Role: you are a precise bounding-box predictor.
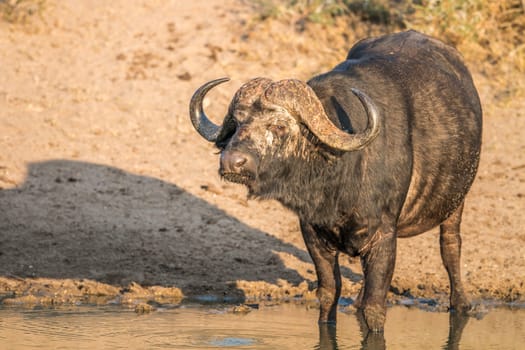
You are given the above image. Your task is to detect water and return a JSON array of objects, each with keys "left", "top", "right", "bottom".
[{"left": 0, "top": 303, "right": 524, "bottom": 349}]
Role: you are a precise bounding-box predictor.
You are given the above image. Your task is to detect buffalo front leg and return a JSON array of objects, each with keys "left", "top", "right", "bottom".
[
  {"left": 300, "top": 221, "right": 341, "bottom": 323},
  {"left": 440, "top": 202, "right": 471, "bottom": 312},
  {"left": 359, "top": 228, "right": 396, "bottom": 332}
]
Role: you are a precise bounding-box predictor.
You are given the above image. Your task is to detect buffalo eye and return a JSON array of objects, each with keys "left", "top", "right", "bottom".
[{"left": 268, "top": 124, "right": 288, "bottom": 137}]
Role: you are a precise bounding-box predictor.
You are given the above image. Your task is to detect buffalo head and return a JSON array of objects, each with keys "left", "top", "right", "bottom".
[{"left": 189, "top": 77, "right": 379, "bottom": 194}]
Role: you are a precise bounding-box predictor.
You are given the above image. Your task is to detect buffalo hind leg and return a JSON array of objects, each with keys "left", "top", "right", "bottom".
[
  {"left": 300, "top": 221, "right": 341, "bottom": 323},
  {"left": 440, "top": 202, "right": 471, "bottom": 312},
  {"left": 359, "top": 228, "right": 397, "bottom": 332}
]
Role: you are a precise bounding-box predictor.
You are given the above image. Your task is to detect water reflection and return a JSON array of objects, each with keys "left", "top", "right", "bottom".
[
  {"left": 315, "top": 314, "right": 387, "bottom": 350},
  {"left": 355, "top": 311, "right": 387, "bottom": 350},
  {"left": 0, "top": 304, "right": 523, "bottom": 349},
  {"left": 444, "top": 312, "right": 470, "bottom": 350},
  {"left": 317, "top": 324, "right": 338, "bottom": 349},
  {"left": 316, "top": 310, "right": 471, "bottom": 350}
]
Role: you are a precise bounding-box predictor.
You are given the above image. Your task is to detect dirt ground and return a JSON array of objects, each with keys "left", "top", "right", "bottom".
[{"left": 0, "top": 0, "right": 524, "bottom": 309}]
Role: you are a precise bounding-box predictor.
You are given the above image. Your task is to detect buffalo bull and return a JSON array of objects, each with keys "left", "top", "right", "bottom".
[{"left": 188, "top": 30, "right": 482, "bottom": 332}]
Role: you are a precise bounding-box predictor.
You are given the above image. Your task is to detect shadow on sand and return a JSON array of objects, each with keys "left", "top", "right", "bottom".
[{"left": 0, "top": 159, "right": 321, "bottom": 299}]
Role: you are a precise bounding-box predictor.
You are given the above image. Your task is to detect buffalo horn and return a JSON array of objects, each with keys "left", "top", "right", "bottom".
[
  {"left": 189, "top": 77, "right": 230, "bottom": 142},
  {"left": 261, "top": 79, "right": 380, "bottom": 151}
]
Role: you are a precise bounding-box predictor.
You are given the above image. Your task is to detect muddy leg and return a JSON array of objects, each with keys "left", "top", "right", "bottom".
[
  {"left": 440, "top": 202, "right": 471, "bottom": 312},
  {"left": 359, "top": 228, "right": 396, "bottom": 332},
  {"left": 356, "top": 311, "right": 386, "bottom": 350},
  {"left": 300, "top": 221, "right": 341, "bottom": 323}
]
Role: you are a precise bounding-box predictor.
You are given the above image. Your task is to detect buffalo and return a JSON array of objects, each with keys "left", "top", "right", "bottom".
[{"left": 188, "top": 30, "right": 482, "bottom": 331}]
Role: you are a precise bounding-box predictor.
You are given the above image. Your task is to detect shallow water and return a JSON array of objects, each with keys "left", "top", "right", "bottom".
[{"left": 0, "top": 303, "right": 524, "bottom": 349}]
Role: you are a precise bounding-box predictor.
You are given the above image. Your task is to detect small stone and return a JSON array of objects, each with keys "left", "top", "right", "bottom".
[
  {"left": 134, "top": 302, "right": 156, "bottom": 314},
  {"left": 231, "top": 304, "right": 252, "bottom": 314}
]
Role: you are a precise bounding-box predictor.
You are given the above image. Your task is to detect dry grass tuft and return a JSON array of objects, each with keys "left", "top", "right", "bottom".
[
  {"left": 408, "top": 0, "right": 525, "bottom": 71},
  {"left": 407, "top": 0, "right": 525, "bottom": 101},
  {"left": 248, "top": 0, "right": 525, "bottom": 101},
  {"left": 0, "top": 0, "right": 46, "bottom": 24}
]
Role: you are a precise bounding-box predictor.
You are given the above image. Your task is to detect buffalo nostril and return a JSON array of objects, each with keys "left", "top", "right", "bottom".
[{"left": 221, "top": 151, "right": 249, "bottom": 174}]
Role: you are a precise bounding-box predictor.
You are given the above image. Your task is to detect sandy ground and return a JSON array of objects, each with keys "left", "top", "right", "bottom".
[{"left": 0, "top": 0, "right": 524, "bottom": 309}]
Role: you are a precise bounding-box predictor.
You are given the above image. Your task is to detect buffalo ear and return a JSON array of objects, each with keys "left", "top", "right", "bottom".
[
  {"left": 331, "top": 96, "right": 354, "bottom": 134},
  {"left": 215, "top": 116, "right": 236, "bottom": 149}
]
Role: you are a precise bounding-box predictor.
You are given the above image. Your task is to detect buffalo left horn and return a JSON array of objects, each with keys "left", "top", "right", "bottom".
[
  {"left": 260, "top": 79, "right": 380, "bottom": 151},
  {"left": 189, "top": 77, "right": 230, "bottom": 142}
]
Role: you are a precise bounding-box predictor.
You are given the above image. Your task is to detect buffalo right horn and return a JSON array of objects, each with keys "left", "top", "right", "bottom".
[
  {"left": 189, "top": 77, "right": 230, "bottom": 142},
  {"left": 260, "top": 79, "right": 380, "bottom": 151}
]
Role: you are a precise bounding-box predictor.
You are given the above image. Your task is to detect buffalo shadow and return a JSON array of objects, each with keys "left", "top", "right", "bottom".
[{"left": 0, "top": 159, "right": 320, "bottom": 299}]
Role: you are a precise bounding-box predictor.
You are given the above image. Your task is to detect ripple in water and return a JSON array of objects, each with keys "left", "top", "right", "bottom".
[{"left": 208, "top": 337, "right": 256, "bottom": 347}]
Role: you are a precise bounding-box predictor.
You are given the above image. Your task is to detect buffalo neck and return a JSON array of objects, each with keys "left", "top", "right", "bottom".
[{"left": 253, "top": 147, "right": 362, "bottom": 227}]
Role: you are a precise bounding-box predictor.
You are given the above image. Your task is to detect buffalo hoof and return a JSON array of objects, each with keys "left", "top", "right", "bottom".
[
  {"left": 361, "top": 304, "right": 386, "bottom": 332},
  {"left": 450, "top": 293, "right": 471, "bottom": 314}
]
